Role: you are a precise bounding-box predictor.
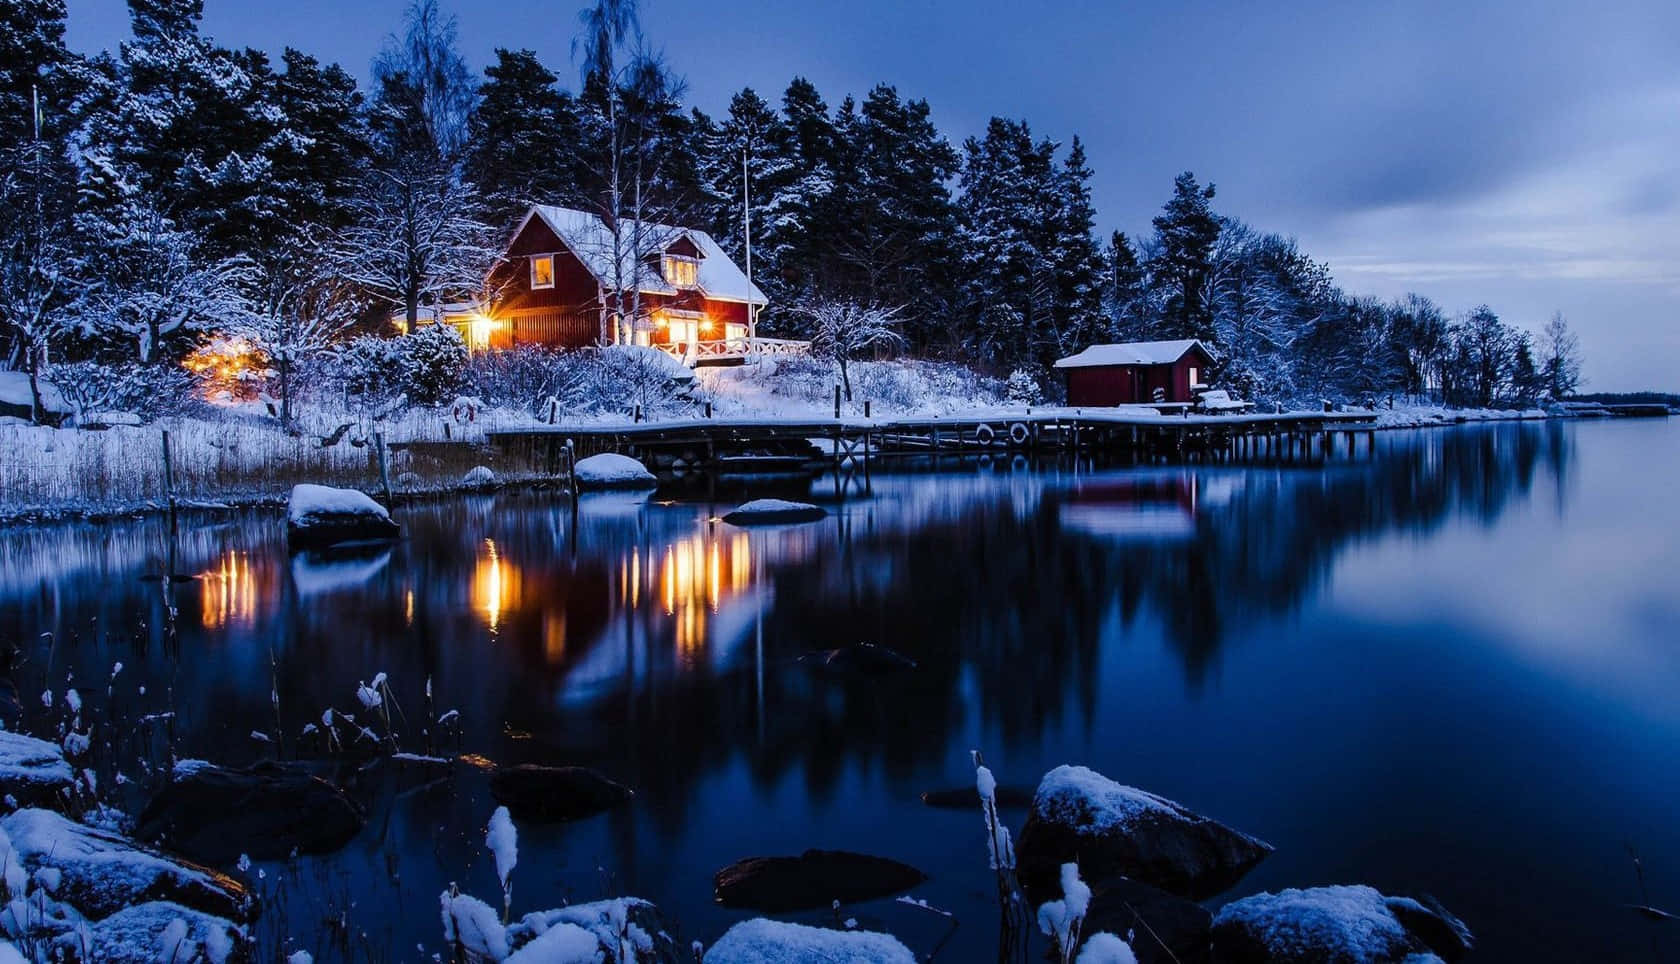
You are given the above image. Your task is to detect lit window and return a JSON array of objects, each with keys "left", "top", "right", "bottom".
[
  {"left": 663, "top": 256, "right": 698, "bottom": 288},
  {"left": 1188, "top": 366, "right": 1200, "bottom": 386},
  {"left": 530, "top": 254, "right": 555, "bottom": 290}
]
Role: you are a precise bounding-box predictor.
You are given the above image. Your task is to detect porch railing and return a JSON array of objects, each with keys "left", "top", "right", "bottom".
[{"left": 654, "top": 337, "right": 812, "bottom": 365}]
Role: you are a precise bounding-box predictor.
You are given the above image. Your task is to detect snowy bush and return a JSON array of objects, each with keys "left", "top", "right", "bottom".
[
  {"left": 46, "top": 361, "right": 206, "bottom": 421},
  {"left": 402, "top": 324, "right": 469, "bottom": 404},
  {"left": 467, "top": 346, "right": 587, "bottom": 417},
  {"left": 1005, "top": 368, "right": 1044, "bottom": 405}
]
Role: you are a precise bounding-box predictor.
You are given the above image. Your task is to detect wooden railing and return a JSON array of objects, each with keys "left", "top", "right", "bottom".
[{"left": 654, "top": 337, "right": 812, "bottom": 365}]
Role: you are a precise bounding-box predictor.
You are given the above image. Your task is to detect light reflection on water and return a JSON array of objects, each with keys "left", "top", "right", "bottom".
[{"left": 0, "top": 420, "right": 1676, "bottom": 962}]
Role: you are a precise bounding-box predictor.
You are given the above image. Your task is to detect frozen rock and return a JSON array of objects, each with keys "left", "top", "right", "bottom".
[
  {"left": 488, "top": 765, "right": 633, "bottom": 823},
  {"left": 135, "top": 762, "right": 365, "bottom": 864},
  {"left": 507, "top": 897, "right": 682, "bottom": 963},
  {"left": 285, "top": 484, "right": 399, "bottom": 551},
  {"left": 0, "top": 809, "right": 251, "bottom": 922},
  {"left": 0, "top": 730, "right": 75, "bottom": 807},
  {"left": 1209, "top": 885, "right": 1472, "bottom": 963},
  {"left": 722, "top": 499, "right": 827, "bottom": 525},
  {"left": 1016, "top": 765, "right": 1271, "bottom": 901},
  {"left": 85, "top": 901, "right": 250, "bottom": 964},
  {"left": 713, "top": 850, "right": 926, "bottom": 912},
  {"left": 704, "top": 918, "right": 915, "bottom": 964},
  {"left": 463, "top": 465, "right": 496, "bottom": 486},
  {"left": 574, "top": 453, "right": 658, "bottom": 489}
]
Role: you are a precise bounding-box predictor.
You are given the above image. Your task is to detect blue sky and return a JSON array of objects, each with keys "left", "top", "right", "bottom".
[{"left": 67, "top": 0, "right": 1680, "bottom": 390}]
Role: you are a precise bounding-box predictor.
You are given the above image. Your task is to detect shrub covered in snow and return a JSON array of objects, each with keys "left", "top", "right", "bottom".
[
  {"left": 402, "top": 324, "right": 470, "bottom": 404},
  {"left": 1005, "top": 368, "right": 1044, "bottom": 405}
]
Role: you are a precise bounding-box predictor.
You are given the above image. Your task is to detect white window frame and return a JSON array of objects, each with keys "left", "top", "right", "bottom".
[
  {"left": 530, "top": 254, "right": 556, "bottom": 290},
  {"left": 663, "top": 255, "right": 699, "bottom": 289}
]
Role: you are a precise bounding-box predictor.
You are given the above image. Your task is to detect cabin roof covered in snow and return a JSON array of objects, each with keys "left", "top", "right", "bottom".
[
  {"left": 525, "top": 205, "right": 768, "bottom": 306},
  {"left": 1053, "top": 340, "right": 1209, "bottom": 369}
]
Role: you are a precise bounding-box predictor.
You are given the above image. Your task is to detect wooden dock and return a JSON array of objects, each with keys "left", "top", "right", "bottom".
[{"left": 487, "top": 409, "right": 1383, "bottom": 483}]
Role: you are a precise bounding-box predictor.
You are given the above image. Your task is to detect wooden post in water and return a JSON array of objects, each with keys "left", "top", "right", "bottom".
[
  {"left": 374, "top": 431, "right": 394, "bottom": 506},
  {"left": 160, "top": 430, "right": 176, "bottom": 512}
]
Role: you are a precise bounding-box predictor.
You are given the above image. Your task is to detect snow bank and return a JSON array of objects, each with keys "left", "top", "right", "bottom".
[
  {"left": 573, "top": 453, "right": 657, "bottom": 489},
  {"left": 704, "top": 919, "right": 916, "bottom": 963},
  {"left": 0, "top": 371, "right": 70, "bottom": 415},
  {"left": 286, "top": 484, "right": 391, "bottom": 527},
  {"left": 722, "top": 499, "right": 827, "bottom": 525}
]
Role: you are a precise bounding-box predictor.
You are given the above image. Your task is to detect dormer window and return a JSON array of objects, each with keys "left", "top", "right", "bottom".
[
  {"left": 530, "top": 254, "right": 555, "bottom": 290},
  {"left": 663, "top": 255, "right": 699, "bottom": 289}
]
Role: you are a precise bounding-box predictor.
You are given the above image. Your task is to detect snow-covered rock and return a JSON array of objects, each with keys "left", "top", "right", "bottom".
[
  {"left": 440, "top": 890, "right": 508, "bottom": 961},
  {"left": 1210, "top": 885, "right": 1472, "bottom": 963},
  {"left": 703, "top": 918, "right": 916, "bottom": 964},
  {"left": 463, "top": 465, "right": 496, "bottom": 486},
  {"left": 135, "top": 761, "right": 365, "bottom": 864},
  {"left": 285, "top": 483, "right": 400, "bottom": 551},
  {"left": 488, "top": 764, "right": 633, "bottom": 823},
  {"left": 506, "top": 898, "right": 682, "bottom": 963},
  {"left": 0, "top": 809, "right": 252, "bottom": 923},
  {"left": 0, "top": 730, "right": 75, "bottom": 807},
  {"left": 504, "top": 921, "right": 598, "bottom": 962},
  {"left": 713, "top": 850, "right": 926, "bottom": 912},
  {"left": 1016, "top": 765, "right": 1272, "bottom": 901},
  {"left": 85, "top": 901, "right": 250, "bottom": 964},
  {"left": 721, "top": 499, "right": 827, "bottom": 525},
  {"left": 1075, "top": 933, "right": 1139, "bottom": 964},
  {"left": 574, "top": 453, "right": 658, "bottom": 489}
]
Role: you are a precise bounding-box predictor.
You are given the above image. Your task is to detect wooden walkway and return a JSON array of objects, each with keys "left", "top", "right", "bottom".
[{"left": 487, "top": 409, "right": 1383, "bottom": 481}]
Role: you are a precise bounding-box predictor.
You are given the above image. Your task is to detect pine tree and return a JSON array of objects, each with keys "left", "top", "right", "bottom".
[
  {"left": 1149, "top": 171, "right": 1221, "bottom": 343},
  {"left": 464, "top": 48, "right": 584, "bottom": 226},
  {"left": 1048, "top": 136, "right": 1106, "bottom": 357},
  {"left": 0, "top": 0, "right": 79, "bottom": 145},
  {"left": 696, "top": 88, "right": 795, "bottom": 315}
]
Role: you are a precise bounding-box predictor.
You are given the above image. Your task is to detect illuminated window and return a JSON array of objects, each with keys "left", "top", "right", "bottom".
[
  {"left": 530, "top": 254, "right": 555, "bottom": 290},
  {"left": 663, "top": 255, "right": 698, "bottom": 288},
  {"left": 1188, "top": 366, "right": 1200, "bottom": 386}
]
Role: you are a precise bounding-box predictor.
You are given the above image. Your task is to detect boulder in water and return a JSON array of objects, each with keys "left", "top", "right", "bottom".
[
  {"left": 713, "top": 850, "right": 926, "bottom": 912},
  {"left": 1081, "top": 877, "right": 1211, "bottom": 964},
  {"left": 489, "top": 764, "right": 633, "bottom": 822},
  {"left": 722, "top": 499, "right": 827, "bottom": 525},
  {"left": 462, "top": 465, "right": 496, "bottom": 486},
  {"left": 704, "top": 919, "right": 915, "bottom": 963},
  {"left": 135, "top": 761, "right": 365, "bottom": 864},
  {"left": 1210, "top": 885, "right": 1472, "bottom": 963},
  {"left": 574, "top": 453, "right": 657, "bottom": 490},
  {"left": 1016, "top": 765, "right": 1272, "bottom": 901},
  {"left": 285, "top": 483, "right": 398, "bottom": 551}
]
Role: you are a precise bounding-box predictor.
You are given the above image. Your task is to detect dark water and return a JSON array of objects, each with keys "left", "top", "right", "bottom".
[{"left": 2, "top": 420, "right": 1678, "bottom": 962}]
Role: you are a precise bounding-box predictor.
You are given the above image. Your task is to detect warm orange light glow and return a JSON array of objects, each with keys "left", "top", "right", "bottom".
[
  {"left": 467, "top": 315, "right": 501, "bottom": 352},
  {"left": 200, "top": 551, "right": 258, "bottom": 629},
  {"left": 474, "top": 539, "right": 521, "bottom": 632},
  {"left": 183, "top": 338, "right": 268, "bottom": 403},
  {"left": 641, "top": 532, "right": 751, "bottom": 657}
]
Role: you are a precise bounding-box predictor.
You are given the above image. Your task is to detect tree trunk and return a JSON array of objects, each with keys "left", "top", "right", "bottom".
[
  {"left": 840, "top": 356, "right": 853, "bottom": 402},
  {"left": 279, "top": 358, "right": 293, "bottom": 427}
]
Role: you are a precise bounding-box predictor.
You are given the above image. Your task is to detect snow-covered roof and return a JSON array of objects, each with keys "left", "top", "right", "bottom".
[
  {"left": 1053, "top": 340, "right": 1208, "bottom": 369},
  {"left": 525, "top": 205, "right": 768, "bottom": 306}
]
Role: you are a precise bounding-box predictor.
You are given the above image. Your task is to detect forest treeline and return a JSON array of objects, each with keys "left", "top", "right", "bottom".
[{"left": 0, "top": 0, "right": 1583, "bottom": 420}]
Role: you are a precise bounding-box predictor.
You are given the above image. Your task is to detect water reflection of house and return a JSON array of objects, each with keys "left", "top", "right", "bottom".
[{"left": 1059, "top": 476, "right": 1201, "bottom": 541}]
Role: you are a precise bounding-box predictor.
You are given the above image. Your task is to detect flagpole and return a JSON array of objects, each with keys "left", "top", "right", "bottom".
[{"left": 742, "top": 148, "right": 755, "bottom": 345}]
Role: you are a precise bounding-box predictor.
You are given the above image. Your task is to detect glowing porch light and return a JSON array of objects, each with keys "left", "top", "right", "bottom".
[{"left": 467, "top": 315, "right": 501, "bottom": 352}]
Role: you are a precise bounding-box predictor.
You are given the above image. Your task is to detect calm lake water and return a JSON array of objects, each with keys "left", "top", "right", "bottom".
[{"left": 2, "top": 419, "right": 1677, "bottom": 962}]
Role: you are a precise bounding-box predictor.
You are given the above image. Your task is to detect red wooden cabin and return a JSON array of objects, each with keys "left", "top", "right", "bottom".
[{"left": 1054, "top": 340, "right": 1214, "bottom": 406}]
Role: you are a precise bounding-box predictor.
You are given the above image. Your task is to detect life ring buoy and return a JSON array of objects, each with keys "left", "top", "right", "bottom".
[
  {"left": 1008, "top": 422, "right": 1031, "bottom": 446},
  {"left": 975, "top": 424, "right": 997, "bottom": 446}
]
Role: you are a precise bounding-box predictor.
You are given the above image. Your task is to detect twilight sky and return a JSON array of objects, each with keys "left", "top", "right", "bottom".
[{"left": 66, "top": 0, "right": 1680, "bottom": 390}]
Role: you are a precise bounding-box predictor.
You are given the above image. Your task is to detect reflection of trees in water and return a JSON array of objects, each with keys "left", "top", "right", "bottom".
[{"left": 0, "top": 423, "right": 1571, "bottom": 833}]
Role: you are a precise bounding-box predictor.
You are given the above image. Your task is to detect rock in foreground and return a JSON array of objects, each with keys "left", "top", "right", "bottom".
[
  {"left": 1210, "top": 885, "right": 1472, "bottom": 963},
  {"left": 285, "top": 483, "right": 399, "bottom": 551},
  {"left": 1017, "top": 765, "right": 1272, "bottom": 901},
  {"left": 135, "top": 761, "right": 365, "bottom": 864},
  {"left": 1082, "top": 877, "right": 1211, "bottom": 964},
  {"left": 87, "top": 901, "right": 251, "bottom": 964},
  {"left": 574, "top": 453, "right": 658, "bottom": 490},
  {"left": 722, "top": 499, "right": 827, "bottom": 525},
  {"left": 0, "top": 809, "right": 252, "bottom": 923},
  {"left": 489, "top": 764, "right": 633, "bottom": 822},
  {"left": 507, "top": 897, "right": 682, "bottom": 963},
  {"left": 704, "top": 919, "right": 916, "bottom": 964},
  {"left": 0, "top": 730, "right": 75, "bottom": 808},
  {"left": 713, "top": 850, "right": 926, "bottom": 912}
]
